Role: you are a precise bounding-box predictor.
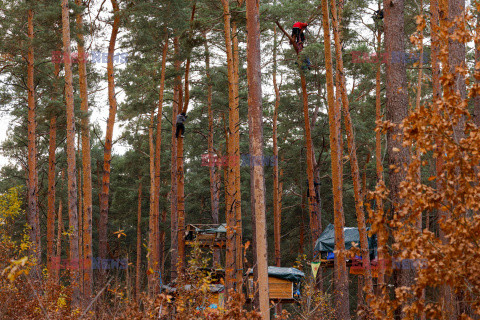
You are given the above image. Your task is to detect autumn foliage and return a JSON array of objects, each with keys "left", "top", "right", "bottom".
[{"left": 367, "top": 8, "right": 480, "bottom": 319}]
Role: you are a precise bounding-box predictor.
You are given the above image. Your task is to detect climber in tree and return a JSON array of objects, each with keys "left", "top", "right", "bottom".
[
  {"left": 291, "top": 22, "right": 308, "bottom": 51},
  {"left": 175, "top": 112, "right": 187, "bottom": 138}
]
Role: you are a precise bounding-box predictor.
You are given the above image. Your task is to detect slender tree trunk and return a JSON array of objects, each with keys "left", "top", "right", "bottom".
[
  {"left": 170, "top": 37, "right": 180, "bottom": 281},
  {"left": 61, "top": 0, "right": 80, "bottom": 305},
  {"left": 175, "top": 5, "right": 196, "bottom": 278},
  {"left": 375, "top": 3, "right": 387, "bottom": 290},
  {"left": 75, "top": 0, "right": 93, "bottom": 300},
  {"left": 27, "top": 6, "right": 40, "bottom": 274},
  {"left": 204, "top": 31, "right": 221, "bottom": 265},
  {"left": 99, "top": 0, "right": 120, "bottom": 268},
  {"left": 47, "top": 62, "right": 60, "bottom": 276},
  {"left": 221, "top": 0, "right": 239, "bottom": 293},
  {"left": 148, "top": 109, "right": 157, "bottom": 295},
  {"left": 155, "top": 33, "right": 168, "bottom": 285},
  {"left": 77, "top": 137, "right": 84, "bottom": 296},
  {"left": 272, "top": 25, "right": 281, "bottom": 268},
  {"left": 136, "top": 179, "right": 142, "bottom": 301},
  {"left": 384, "top": 0, "right": 411, "bottom": 316},
  {"left": 54, "top": 198, "right": 63, "bottom": 283},
  {"left": 444, "top": 0, "right": 465, "bottom": 316},
  {"left": 331, "top": 0, "right": 373, "bottom": 298},
  {"left": 321, "top": 0, "right": 350, "bottom": 317},
  {"left": 414, "top": 6, "right": 426, "bottom": 319},
  {"left": 272, "top": 23, "right": 283, "bottom": 316},
  {"left": 246, "top": 0, "right": 269, "bottom": 318},
  {"left": 274, "top": 21, "right": 321, "bottom": 252},
  {"left": 232, "top": 15, "right": 243, "bottom": 291},
  {"left": 176, "top": 134, "right": 186, "bottom": 276}
]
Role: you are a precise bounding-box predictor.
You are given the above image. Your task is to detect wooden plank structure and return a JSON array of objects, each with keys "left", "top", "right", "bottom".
[
  {"left": 246, "top": 267, "right": 304, "bottom": 303},
  {"left": 247, "top": 275, "right": 295, "bottom": 302},
  {"left": 185, "top": 223, "right": 227, "bottom": 248}
]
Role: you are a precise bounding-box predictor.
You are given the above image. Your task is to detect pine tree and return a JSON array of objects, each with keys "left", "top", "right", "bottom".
[
  {"left": 246, "top": 0, "right": 269, "bottom": 318},
  {"left": 61, "top": 0, "right": 80, "bottom": 305}
]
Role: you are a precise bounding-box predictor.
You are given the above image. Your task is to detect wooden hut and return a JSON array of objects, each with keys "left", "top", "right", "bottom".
[{"left": 247, "top": 266, "right": 304, "bottom": 303}]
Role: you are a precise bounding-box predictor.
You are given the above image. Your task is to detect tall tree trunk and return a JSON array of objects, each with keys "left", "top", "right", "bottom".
[
  {"left": 27, "top": 5, "right": 40, "bottom": 275},
  {"left": 246, "top": 0, "right": 269, "bottom": 318},
  {"left": 272, "top": 24, "right": 281, "bottom": 268},
  {"left": 375, "top": 2, "right": 386, "bottom": 290},
  {"left": 155, "top": 33, "right": 168, "bottom": 285},
  {"left": 148, "top": 109, "right": 157, "bottom": 295},
  {"left": 443, "top": 0, "right": 465, "bottom": 316},
  {"left": 221, "top": 0, "right": 239, "bottom": 293},
  {"left": 232, "top": 14, "right": 243, "bottom": 291},
  {"left": 61, "top": 0, "right": 80, "bottom": 305},
  {"left": 54, "top": 198, "right": 63, "bottom": 283},
  {"left": 99, "top": 0, "right": 120, "bottom": 267},
  {"left": 384, "top": 0, "right": 411, "bottom": 315},
  {"left": 273, "top": 21, "right": 321, "bottom": 253},
  {"left": 47, "top": 62, "right": 60, "bottom": 276},
  {"left": 170, "top": 37, "right": 180, "bottom": 281},
  {"left": 136, "top": 179, "right": 142, "bottom": 301},
  {"left": 75, "top": 0, "right": 93, "bottom": 300},
  {"left": 77, "top": 136, "right": 84, "bottom": 296},
  {"left": 321, "top": 0, "right": 350, "bottom": 317},
  {"left": 331, "top": 0, "right": 373, "bottom": 298},
  {"left": 176, "top": 133, "right": 186, "bottom": 276},
  {"left": 272, "top": 23, "right": 283, "bottom": 316},
  {"left": 204, "top": 31, "right": 221, "bottom": 265},
  {"left": 175, "top": 4, "right": 196, "bottom": 277},
  {"left": 414, "top": 7, "right": 426, "bottom": 317}
]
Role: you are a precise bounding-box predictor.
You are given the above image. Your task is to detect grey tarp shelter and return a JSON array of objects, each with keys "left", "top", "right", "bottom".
[
  {"left": 247, "top": 266, "right": 305, "bottom": 283},
  {"left": 313, "top": 224, "right": 377, "bottom": 258}
]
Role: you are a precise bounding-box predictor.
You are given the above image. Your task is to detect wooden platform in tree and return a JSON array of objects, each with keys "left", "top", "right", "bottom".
[{"left": 185, "top": 224, "right": 227, "bottom": 248}]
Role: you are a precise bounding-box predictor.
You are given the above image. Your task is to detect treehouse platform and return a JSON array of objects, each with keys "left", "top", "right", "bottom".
[
  {"left": 185, "top": 223, "right": 227, "bottom": 248},
  {"left": 246, "top": 266, "right": 304, "bottom": 303}
]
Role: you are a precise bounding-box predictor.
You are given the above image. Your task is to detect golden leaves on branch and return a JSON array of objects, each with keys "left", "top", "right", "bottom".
[{"left": 367, "top": 5, "right": 480, "bottom": 318}]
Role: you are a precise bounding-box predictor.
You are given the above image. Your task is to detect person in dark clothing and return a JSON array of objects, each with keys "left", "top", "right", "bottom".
[
  {"left": 292, "top": 22, "right": 308, "bottom": 51},
  {"left": 175, "top": 112, "right": 187, "bottom": 138}
]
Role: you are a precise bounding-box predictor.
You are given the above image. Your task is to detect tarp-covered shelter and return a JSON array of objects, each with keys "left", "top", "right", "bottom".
[
  {"left": 185, "top": 223, "right": 227, "bottom": 247},
  {"left": 314, "top": 224, "right": 377, "bottom": 259},
  {"left": 247, "top": 267, "right": 304, "bottom": 302}
]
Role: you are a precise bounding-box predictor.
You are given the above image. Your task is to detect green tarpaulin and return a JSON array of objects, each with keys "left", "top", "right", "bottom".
[
  {"left": 313, "top": 224, "right": 377, "bottom": 254},
  {"left": 247, "top": 266, "right": 305, "bottom": 283}
]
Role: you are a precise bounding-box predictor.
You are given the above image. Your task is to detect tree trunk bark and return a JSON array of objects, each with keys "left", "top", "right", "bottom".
[
  {"left": 27, "top": 6, "right": 40, "bottom": 275},
  {"left": 321, "top": 0, "right": 350, "bottom": 317},
  {"left": 155, "top": 33, "right": 168, "bottom": 286},
  {"left": 331, "top": 0, "right": 374, "bottom": 298},
  {"left": 47, "top": 62, "right": 60, "bottom": 276},
  {"left": 232, "top": 15, "right": 243, "bottom": 292},
  {"left": 176, "top": 134, "right": 186, "bottom": 276},
  {"left": 273, "top": 25, "right": 281, "bottom": 268},
  {"left": 61, "top": 0, "right": 80, "bottom": 305},
  {"left": 246, "top": 0, "right": 269, "bottom": 318},
  {"left": 204, "top": 31, "right": 221, "bottom": 266},
  {"left": 221, "top": 0, "right": 240, "bottom": 294},
  {"left": 136, "top": 179, "right": 142, "bottom": 301},
  {"left": 384, "top": 0, "right": 411, "bottom": 315},
  {"left": 375, "top": 5, "right": 386, "bottom": 290},
  {"left": 75, "top": 0, "right": 93, "bottom": 299},
  {"left": 99, "top": 0, "right": 120, "bottom": 268},
  {"left": 170, "top": 37, "right": 180, "bottom": 281},
  {"left": 54, "top": 197, "right": 63, "bottom": 283},
  {"left": 148, "top": 109, "right": 157, "bottom": 295}
]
